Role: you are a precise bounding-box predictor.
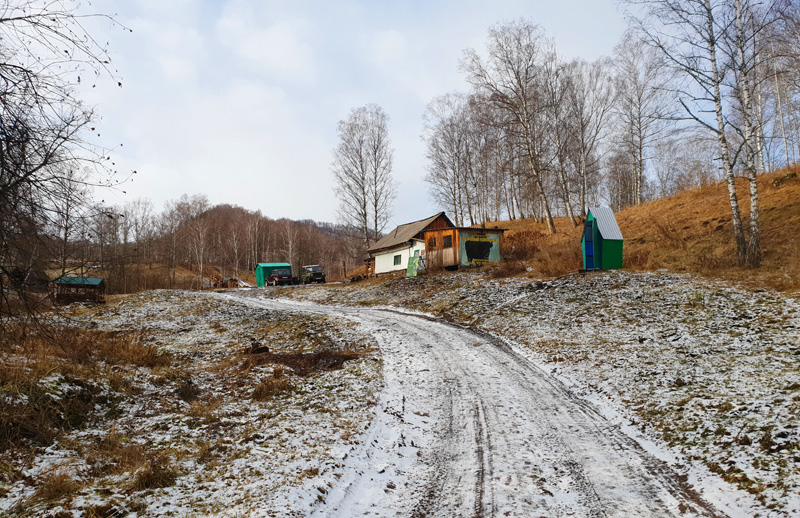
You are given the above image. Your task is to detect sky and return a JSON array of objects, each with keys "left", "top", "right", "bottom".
[{"left": 79, "top": 0, "right": 628, "bottom": 229}]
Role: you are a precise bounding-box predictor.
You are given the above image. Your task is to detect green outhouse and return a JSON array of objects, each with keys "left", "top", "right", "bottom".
[
  {"left": 255, "top": 263, "right": 292, "bottom": 287},
  {"left": 582, "top": 207, "right": 623, "bottom": 270}
]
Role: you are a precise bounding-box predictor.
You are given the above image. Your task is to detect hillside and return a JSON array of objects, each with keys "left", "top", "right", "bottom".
[{"left": 492, "top": 166, "right": 800, "bottom": 292}]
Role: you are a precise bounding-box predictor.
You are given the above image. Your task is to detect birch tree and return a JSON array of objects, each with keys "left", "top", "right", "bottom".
[
  {"left": 331, "top": 104, "right": 397, "bottom": 250},
  {"left": 568, "top": 57, "right": 617, "bottom": 216},
  {"left": 461, "top": 20, "right": 558, "bottom": 234},
  {"left": 612, "top": 34, "right": 672, "bottom": 208},
  {"left": 625, "top": 0, "right": 779, "bottom": 266}
]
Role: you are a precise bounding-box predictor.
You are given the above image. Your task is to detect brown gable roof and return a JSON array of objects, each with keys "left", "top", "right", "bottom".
[{"left": 368, "top": 212, "right": 453, "bottom": 254}]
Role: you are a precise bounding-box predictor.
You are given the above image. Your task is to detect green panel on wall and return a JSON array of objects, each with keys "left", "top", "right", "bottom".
[
  {"left": 600, "top": 240, "right": 623, "bottom": 269},
  {"left": 459, "top": 232, "right": 501, "bottom": 267}
]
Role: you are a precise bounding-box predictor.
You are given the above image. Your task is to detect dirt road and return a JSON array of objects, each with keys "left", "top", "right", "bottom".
[{"left": 232, "top": 294, "right": 726, "bottom": 517}]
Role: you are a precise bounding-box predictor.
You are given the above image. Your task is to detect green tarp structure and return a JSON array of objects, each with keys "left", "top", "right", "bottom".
[
  {"left": 582, "top": 207, "right": 623, "bottom": 270},
  {"left": 255, "top": 263, "right": 292, "bottom": 287}
]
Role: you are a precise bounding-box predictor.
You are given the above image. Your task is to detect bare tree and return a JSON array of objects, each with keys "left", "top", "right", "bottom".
[
  {"left": 461, "top": 19, "right": 557, "bottom": 233},
  {"left": 0, "top": 1, "right": 126, "bottom": 314},
  {"left": 51, "top": 169, "right": 90, "bottom": 277},
  {"left": 567, "top": 57, "right": 617, "bottom": 216},
  {"left": 612, "top": 34, "right": 672, "bottom": 208},
  {"left": 331, "top": 104, "right": 397, "bottom": 251},
  {"left": 422, "top": 94, "right": 470, "bottom": 226},
  {"left": 625, "top": 0, "right": 781, "bottom": 266}
]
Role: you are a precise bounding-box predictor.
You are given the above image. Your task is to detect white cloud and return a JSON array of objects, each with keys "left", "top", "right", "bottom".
[{"left": 216, "top": 2, "right": 317, "bottom": 83}]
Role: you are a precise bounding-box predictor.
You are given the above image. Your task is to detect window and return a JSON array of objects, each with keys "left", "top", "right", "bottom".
[
  {"left": 443, "top": 235, "right": 453, "bottom": 249},
  {"left": 428, "top": 237, "right": 437, "bottom": 249},
  {"left": 393, "top": 254, "right": 402, "bottom": 266}
]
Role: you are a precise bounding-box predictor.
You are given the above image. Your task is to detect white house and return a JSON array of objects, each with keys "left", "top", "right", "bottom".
[{"left": 367, "top": 212, "right": 454, "bottom": 275}]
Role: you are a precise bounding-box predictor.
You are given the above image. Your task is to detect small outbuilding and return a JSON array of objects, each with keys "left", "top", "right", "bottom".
[
  {"left": 53, "top": 276, "right": 106, "bottom": 304},
  {"left": 582, "top": 207, "right": 623, "bottom": 270},
  {"left": 424, "top": 227, "right": 505, "bottom": 269},
  {"left": 255, "top": 263, "right": 292, "bottom": 287}
]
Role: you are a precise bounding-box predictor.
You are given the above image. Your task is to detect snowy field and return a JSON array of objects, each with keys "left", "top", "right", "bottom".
[
  {"left": 1, "top": 291, "right": 382, "bottom": 517},
  {"left": 2, "top": 270, "right": 798, "bottom": 517}
]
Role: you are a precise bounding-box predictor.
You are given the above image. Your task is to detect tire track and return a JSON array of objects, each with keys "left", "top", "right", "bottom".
[{"left": 228, "top": 294, "right": 729, "bottom": 517}]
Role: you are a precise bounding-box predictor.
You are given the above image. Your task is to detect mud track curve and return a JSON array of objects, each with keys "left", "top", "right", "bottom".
[{"left": 228, "top": 295, "right": 725, "bottom": 517}]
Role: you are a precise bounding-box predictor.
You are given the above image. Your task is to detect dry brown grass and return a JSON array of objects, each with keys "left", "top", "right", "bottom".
[
  {"left": 243, "top": 349, "right": 363, "bottom": 377},
  {"left": 0, "top": 324, "right": 173, "bottom": 451},
  {"left": 251, "top": 367, "right": 294, "bottom": 401},
  {"left": 85, "top": 428, "right": 148, "bottom": 478},
  {"left": 487, "top": 166, "right": 800, "bottom": 291},
  {"left": 31, "top": 471, "right": 81, "bottom": 502},
  {"left": 130, "top": 452, "right": 180, "bottom": 490}
]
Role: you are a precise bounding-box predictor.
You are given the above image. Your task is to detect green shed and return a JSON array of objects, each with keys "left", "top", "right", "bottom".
[
  {"left": 255, "top": 263, "right": 292, "bottom": 287},
  {"left": 582, "top": 207, "right": 623, "bottom": 270}
]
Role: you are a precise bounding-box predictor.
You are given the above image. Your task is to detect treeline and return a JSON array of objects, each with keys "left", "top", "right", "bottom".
[
  {"left": 59, "top": 194, "right": 362, "bottom": 294},
  {"left": 423, "top": 6, "right": 800, "bottom": 233}
]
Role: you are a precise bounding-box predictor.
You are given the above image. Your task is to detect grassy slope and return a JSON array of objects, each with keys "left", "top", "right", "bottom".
[{"left": 490, "top": 166, "right": 800, "bottom": 292}]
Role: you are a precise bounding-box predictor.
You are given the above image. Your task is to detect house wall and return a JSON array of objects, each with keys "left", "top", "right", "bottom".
[
  {"left": 374, "top": 241, "right": 425, "bottom": 275},
  {"left": 425, "top": 228, "right": 504, "bottom": 268},
  {"left": 600, "top": 240, "right": 623, "bottom": 269},
  {"left": 424, "top": 228, "right": 460, "bottom": 268}
]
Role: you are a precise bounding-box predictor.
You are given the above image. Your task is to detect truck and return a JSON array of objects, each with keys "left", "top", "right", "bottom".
[{"left": 301, "top": 264, "right": 326, "bottom": 284}]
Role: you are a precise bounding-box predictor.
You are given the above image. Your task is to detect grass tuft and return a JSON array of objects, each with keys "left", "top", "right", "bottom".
[
  {"left": 131, "top": 452, "right": 179, "bottom": 490},
  {"left": 252, "top": 367, "right": 293, "bottom": 401}
]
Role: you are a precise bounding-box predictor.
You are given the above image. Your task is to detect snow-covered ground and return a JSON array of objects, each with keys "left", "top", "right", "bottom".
[
  {"left": 1, "top": 291, "right": 382, "bottom": 517},
  {"left": 2, "top": 270, "right": 798, "bottom": 517},
  {"left": 264, "top": 269, "right": 800, "bottom": 516}
]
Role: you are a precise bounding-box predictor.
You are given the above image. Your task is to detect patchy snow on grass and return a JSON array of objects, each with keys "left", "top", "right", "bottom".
[
  {"left": 268, "top": 270, "right": 800, "bottom": 515},
  {"left": 1, "top": 290, "right": 381, "bottom": 517},
  {"left": 3, "top": 269, "right": 798, "bottom": 517}
]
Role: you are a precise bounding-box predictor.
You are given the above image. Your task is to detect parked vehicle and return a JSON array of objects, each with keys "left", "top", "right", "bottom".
[
  {"left": 301, "top": 265, "right": 326, "bottom": 284},
  {"left": 266, "top": 268, "right": 293, "bottom": 286}
]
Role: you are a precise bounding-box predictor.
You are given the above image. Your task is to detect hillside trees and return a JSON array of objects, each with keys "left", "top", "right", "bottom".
[
  {"left": 65, "top": 196, "right": 360, "bottom": 293},
  {"left": 424, "top": 21, "right": 618, "bottom": 229},
  {"left": 611, "top": 34, "right": 673, "bottom": 208},
  {"left": 461, "top": 20, "right": 558, "bottom": 234},
  {"left": 567, "top": 57, "right": 617, "bottom": 216},
  {"left": 625, "top": 0, "right": 786, "bottom": 266},
  {"left": 331, "top": 104, "right": 397, "bottom": 251}
]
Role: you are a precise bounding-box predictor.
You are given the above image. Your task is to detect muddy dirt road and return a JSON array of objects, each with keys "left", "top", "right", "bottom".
[{"left": 231, "top": 294, "right": 726, "bottom": 517}]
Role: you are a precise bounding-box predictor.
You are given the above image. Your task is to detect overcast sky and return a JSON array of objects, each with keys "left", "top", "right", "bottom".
[{"left": 81, "top": 0, "right": 627, "bottom": 228}]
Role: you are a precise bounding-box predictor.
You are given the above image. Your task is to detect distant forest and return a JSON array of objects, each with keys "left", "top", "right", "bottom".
[{"left": 51, "top": 194, "right": 363, "bottom": 293}]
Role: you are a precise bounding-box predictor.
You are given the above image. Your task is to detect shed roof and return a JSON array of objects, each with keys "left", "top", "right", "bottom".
[
  {"left": 54, "top": 276, "right": 105, "bottom": 286},
  {"left": 368, "top": 212, "right": 453, "bottom": 253},
  {"left": 589, "top": 207, "right": 623, "bottom": 240}
]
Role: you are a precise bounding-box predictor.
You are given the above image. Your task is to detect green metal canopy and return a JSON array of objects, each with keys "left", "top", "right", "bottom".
[
  {"left": 54, "top": 276, "right": 105, "bottom": 286},
  {"left": 255, "top": 263, "right": 292, "bottom": 287}
]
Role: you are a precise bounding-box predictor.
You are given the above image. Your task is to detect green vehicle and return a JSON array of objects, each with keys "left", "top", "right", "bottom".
[{"left": 301, "top": 265, "right": 326, "bottom": 284}]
